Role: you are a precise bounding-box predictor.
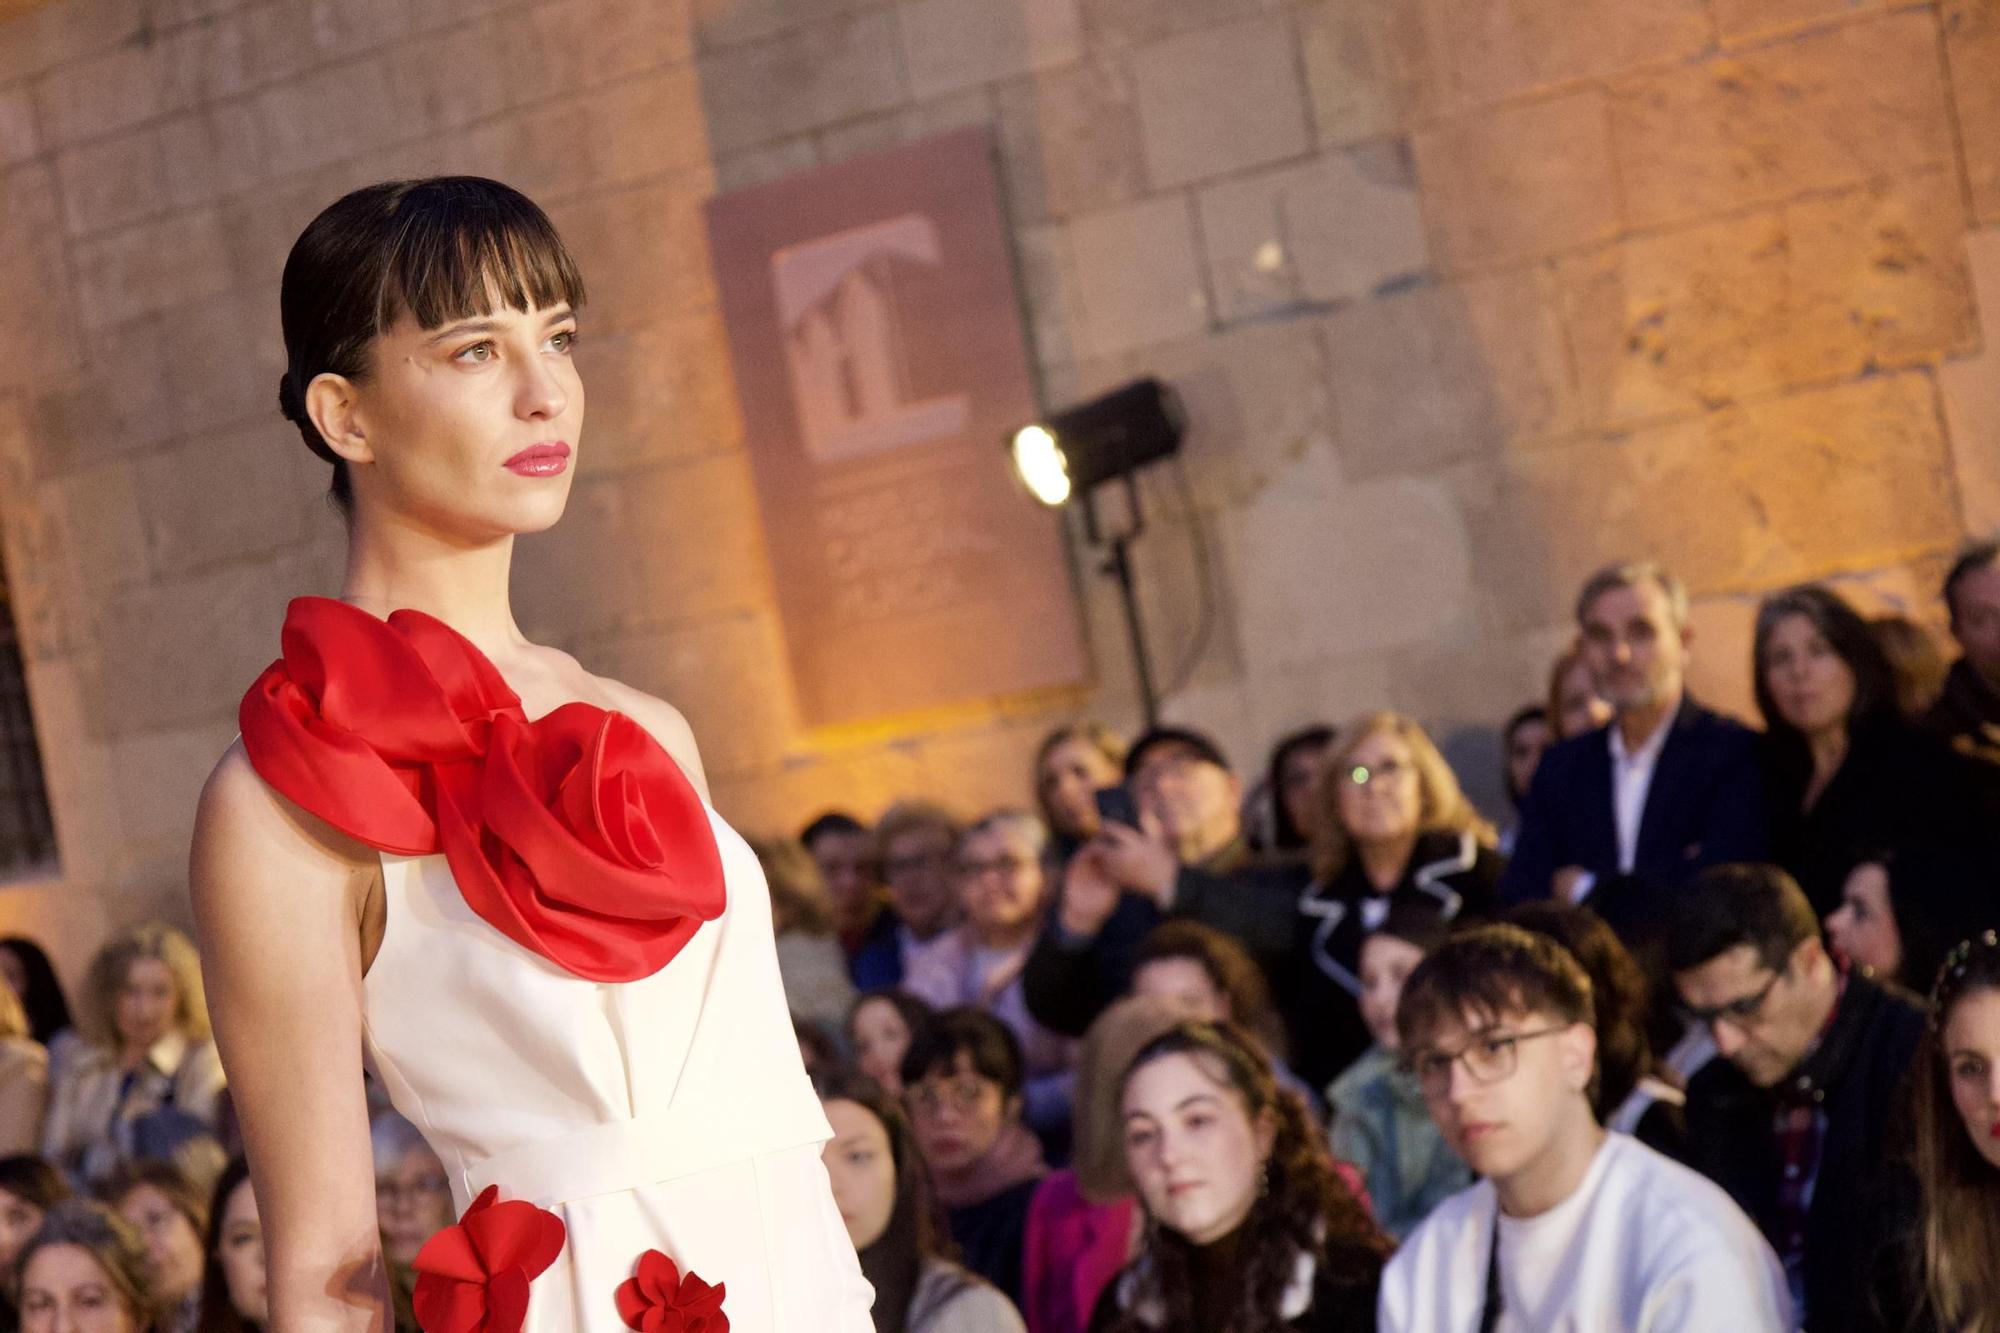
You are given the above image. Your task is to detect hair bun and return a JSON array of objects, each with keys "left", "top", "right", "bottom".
[{"left": 276, "top": 371, "right": 306, "bottom": 426}]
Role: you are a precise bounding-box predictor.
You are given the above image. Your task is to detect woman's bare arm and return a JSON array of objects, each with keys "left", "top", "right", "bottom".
[{"left": 191, "top": 742, "right": 391, "bottom": 1333}]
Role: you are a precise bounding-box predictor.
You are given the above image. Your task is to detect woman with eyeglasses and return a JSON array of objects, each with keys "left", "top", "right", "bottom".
[
  {"left": 1288, "top": 713, "right": 1504, "bottom": 1089},
  {"left": 104, "top": 1161, "right": 209, "bottom": 1333},
  {"left": 367, "top": 1112, "right": 449, "bottom": 1333},
  {"left": 902, "top": 1008, "right": 1049, "bottom": 1310},
  {"left": 1091, "top": 1019, "right": 1390, "bottom": 1332}
]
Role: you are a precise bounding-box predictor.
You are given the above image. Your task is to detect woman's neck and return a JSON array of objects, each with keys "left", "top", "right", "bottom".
[
  {"left": 1802, "top": 725, "right": 1850, "bottom": 809},
  {"left": 1357, "top": 831, "right": 1419, "bottom": 891},
  {"left": 341, "top": 510, "right": 525, "bottom": 662},
  {"left": 970, "top": 917, "right": 1035, "bottom": 951}
]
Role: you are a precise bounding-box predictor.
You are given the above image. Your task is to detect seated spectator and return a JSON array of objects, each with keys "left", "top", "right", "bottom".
[
  {"left": 1824, "top": 847, "right": 1970, "bottom": 994},
  {"left": 1503, "top": 561, "right": 1768, "bottom": 927},
  {"left": 1292, "top": 712, "right": 1502, "bottom": 1086},
  {"left": 1507, "top": 900, "right": 1686, "bottom": 1157},
  {"left": 905, "top": 813, "right": 1076, "bottom": 1150},
  {"left": 1022, "top": 996, "right": 1182, "bottom": 1333},
  {"left": 1498, "top": 705, "right": 1553, "bottom": 856},
  {"left": 1129, "top": 921, "right": 1318, "bottom": 1116},
  {"left": 0, "top": 1156, "right": 68, "bottom": 1331},
  {"left": 106, "top": 1160, "right": 208, "bottom": 1333},
  {"left": 1669, "top": 863, "right": 1925, "bottom": 1331},
  {"left": 1089, "top": 1020, "right": 1390, "bottom": 1332},
  {"left": 0, "top": 938, "right": 79, "bottom": 1080},
  {"left": 1032, "top": 724, "right": 1127, "bottom": 864},
  {"left": 1873, "top": 613, "right": 1949, "bottom": 719},
  {"left": 879, "top": 803, "right": 970, "bottom": 985},
  {"left": 1382, "top": 925, "right": 1789, "bottom": 1331},
  {"left": 1863, "top": 931, "right": 2000, "bottom": 1332},
  {"left": 753, "top": 835, "right": 858, "bottom": 1042},
  {"left": 369, "top": 1112, "right": 451, "bottom": 1290},
  {"left": 1325, "top": 905, "right": 1468, "bottom": 1240},
  {"left": 1023, "top": 727, "right": 1309, "bottom": 1044},
  {"left": 1256, "top": 724, "right": 1335, "bottom": 855},
  {"left": 903, "top": 1008, "right": 1048, "bottom": 1308},
  {"left": 1756, "top": 583, "right": 1995, "bottom": 915},
  {"left": 42, "top": 925, "right": 224, "bottom": 1188},
  {"left": 1548, "top": 640, "right": 1612, "bottom": 742},
  {"left": 795, "top": 1015, "right": 843, "bottom": 1080},
  {"left": 0, "top": 981, "right": 48, "bottom": 1155},
  {"left": 1927, "top": 539, "right": 2000, "bottom": 767},
  {"left": 804, "top": 812, "right": 901, "bottom": 991},
  {"left": 848, "top": 990, "right": 938, "bottom": 1098},
  {"left": 195, "top": 1157, "right": 261, "bottom": 1333},
  {"left": 14, "top": 1199, "right": 160, "bottom": 1333},
  {"left": 816, "top": 1071, "right": 1025, "bottom": 1333}
]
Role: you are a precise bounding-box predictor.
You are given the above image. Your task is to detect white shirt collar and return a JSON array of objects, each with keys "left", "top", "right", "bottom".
[{"left": 1607, "top": 708, "right": 1674, "bottom": 768}]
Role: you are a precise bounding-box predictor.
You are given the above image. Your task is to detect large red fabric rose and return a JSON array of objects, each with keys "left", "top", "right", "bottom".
[
  {"left": 411, "top": 1186, "right": 566, "bottom": 1333},
  {"left": 239, "top": 597, "right": 725, "bottom": 981},
  {"left": 614, "top": 1250, "right": 727, "bottom": 1333}
]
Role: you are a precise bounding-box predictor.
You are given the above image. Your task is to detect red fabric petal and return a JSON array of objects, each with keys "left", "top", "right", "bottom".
[
  {"left": 238, "top": 597, "right": 727, "bottom": 983},
  {"left": 615, "top": 1275, "right": 647, "bottom": 1329},
  {"left": 411, "top": 1274, "right": 486, "bottom": 1333},
  {"left": 485, "top": 1266, "right": 531, "bottom": 1333},
  {"left": 461, "top": 1199, "right": 565, "bottom": 1280},
  {"left": 636, "top": 1249, "right": 681, "bottom": 1304}
]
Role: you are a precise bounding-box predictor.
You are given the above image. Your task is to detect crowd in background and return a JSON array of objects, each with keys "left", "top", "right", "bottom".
[{"left": 2, "top": 542, "right": 1999, "bottom": 1331}]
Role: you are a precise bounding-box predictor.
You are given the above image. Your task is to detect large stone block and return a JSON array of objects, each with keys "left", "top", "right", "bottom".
[
  {"left": 0, "top": 85, "right": 37, "bottom": 167},
  {"left": 30, "top": 42, "right": 167, "bottom": 149},
  {"left": 135, "top": 422, "right": 325, "bottom": 578},
  {"left": 53, "top": 460, "right": 149, "bottom": 596},
  {"left": 909, "top": 719, "right": 1059, "bottom": 820},
  {"left": 1131, "top": 15, "right": 1311, "bottom": 188},
  {"left": 496, "top": 0, "right": 696, "bottom": 102},
  {"left": 383, "top": 15, "right": 515, "bottom": 134},
  {"left": 1439, "top": 0, "right": 1709, "bottom": 109},
  {"left": 1066, "top": 195, "right": 1210, "bottom": 357},
  {"left": 254, "top": 54, "right": 407, "bottom": 179},
  {"left": 1941, "top": 226, "right": 2000, "bottom": 537},
  {"left": 0, "top": 163, "right": 81, "bottom": 394},
  {"left": 1323, "top": 267, "right": 1578, "bottom": 478},
  {"left": 814, "top": 87, "right": 993, "bottom": 169},
  {"left": 992, "top": 55, "right": 1147, "bottom": 223},
  {"left": 55, "top": 128, "right": 170, "bottom": 238},
  {"left": 157, "top": 99, "right": 268, "bottom": 211},
  {"left": 1611, "top": 10, "right": 1955, "bottom": 231},
  {"left": 71, "top": 207, "right": 233, "bottom": 334},
  {"left": 712, "top": 137, "right": 819, "bottom": 191},
  {"left": 1711, "top": 0, "right": 1885, "bottom": 42},
  {"left": 576, "top": 309, "right": 743, "bottom": 475},
  {"left": 691, "top": 0, "right": 878, "bottom": 51},
  {"left": 1459, "top": 373, "right": 1962, "bottom": 632},
  {"left": 1414, "top": 90, "right": 1619, "bottom": 273},
  {"left": 1078, "top": 0, "right": 1274, "bottom": 46},
  {"left": 697, "top": 9, "right": 906, "bottom": 154},
  {"left": 1947, "top": 0, "right": 2000, "bottom": 226},
  {"left": 546, "top": 176, "right": 717, "bottom": 338},
  {"left": 1297, "top": 0, "right": 1451, "bottom": 145},
  {"left": 1197, "top": 141, "right": 1428, "bottom": 323},
  {"left": 106, "top": 722, "right": 237, "bottom": 854},
  {"left": 1010, "top": 221, "right": 1084, "bottom": 376},
  {"left": 899, "top": 0, "right": 1081, "bottom": 99},
  {"left": 1560, "top": 171, "right": 1975, "bottom": 428},
  {"left": 0, "top": 0, "right": 148, "bottom": 87}
]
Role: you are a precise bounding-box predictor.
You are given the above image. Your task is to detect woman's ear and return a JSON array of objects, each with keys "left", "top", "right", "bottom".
[
  {"left": 305, "top": 372, "right": 374, "bottom": 468},
  {"left": 1559, "top": 1021, "right": 1598, "bottom": 1094},
  {"left": 1255, "top": 1105, "right": 1279, "bottom": 1162}
]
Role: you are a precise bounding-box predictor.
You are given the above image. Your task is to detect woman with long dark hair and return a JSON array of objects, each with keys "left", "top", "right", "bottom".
[
  {"left": 188, "top": 177, "right": 870, "bottom": 1330},
  {"left": 14, "top": 1200, "right": 161, "bottom": 1333},
  {"left": 1090, "top": 1021, "right": 1390, "bottom": 1333},
  {"left": 816, "top": 1071, "right": 1023, "bottom": 1333},
  {"left": 0, "top": 939, "right": 74, "bottom": 1058},
  {"left": 194, "top": 1158, "right": 261, "bottom": 1333}
]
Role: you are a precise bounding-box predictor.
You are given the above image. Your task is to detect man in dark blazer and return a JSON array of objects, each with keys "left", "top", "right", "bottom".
[{"left": 1501, "top": 561, "right": 1767, "bottom": 937}]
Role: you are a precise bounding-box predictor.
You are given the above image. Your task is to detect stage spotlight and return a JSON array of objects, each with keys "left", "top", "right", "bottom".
[{"left": 1006, "top": 378, "right": 1184, "bottom": 507}]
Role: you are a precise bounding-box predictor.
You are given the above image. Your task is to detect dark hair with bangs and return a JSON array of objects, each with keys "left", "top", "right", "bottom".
[
  {"left": 1395, "top": 923, "right": 1595, "bottom": 1052},
  {"left": 900, "top": 1006, "right": 1024, "bottom": 1100},
  {"left": 1665, "top": 862, "right": 1819, "bottom": 975},
  {"left": 276, "top": 176, "right": 586, "bottom": 515}
]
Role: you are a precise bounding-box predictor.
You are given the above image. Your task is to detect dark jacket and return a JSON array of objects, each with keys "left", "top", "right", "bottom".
[
  {"left": 1766, "top": 717, "right": 2000, "bottom": 918},
  {"left": 1683, "top": 970, "right": 1925, "bottom": 1333},
  {"left": 1085, "top": 1249, "right": 1380, "bottom": 1333},
  {"left": 1925, "top": 657, "right": 2000, "bottom": 768},
  {"left": 1500, "top": 696, "right": 1767, "bottom": 910},
  {"left": 847, "top": 906, "right": 904, "bottom": 991},
  {"left": 946, "top": 1177, "right": 1040, "bottom": 1311}
]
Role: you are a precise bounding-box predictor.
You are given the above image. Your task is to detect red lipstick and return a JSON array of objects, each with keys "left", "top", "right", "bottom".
[
  {"left": 504, "top": 441, "right": 570, "bottom": 476},
  {"left": 1988, "top": 1119, "right": 2000, "bottom": 1141}
]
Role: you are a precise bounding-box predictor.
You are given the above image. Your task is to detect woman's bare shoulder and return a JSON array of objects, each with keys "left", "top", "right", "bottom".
[
  {"left": 193, "top": 740, "right": 375, "bottom": 881},
  {"left": 589, "top": 676, "right": 711, "bottom": 803}
]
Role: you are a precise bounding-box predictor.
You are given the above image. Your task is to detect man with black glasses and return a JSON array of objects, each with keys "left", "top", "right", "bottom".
[
  {"left": 1668, "top": 863, "right": 1925, "bottom": 1332},
  {"left": 1382, "top": 924, "right": 1786, "bottom": 1331}
]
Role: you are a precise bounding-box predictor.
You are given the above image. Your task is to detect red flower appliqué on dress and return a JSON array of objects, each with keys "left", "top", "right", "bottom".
[
  {"left": 614, "top": 1249, "right": 728, "bottom": 1333},
  {"left": 411, "top": 1186, "right": 566, "bottom": 1333}
]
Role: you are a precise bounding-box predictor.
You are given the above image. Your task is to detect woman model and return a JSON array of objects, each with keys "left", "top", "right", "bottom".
[{"left": 190, "top": 177, "right": 872, "bottom": 1331}]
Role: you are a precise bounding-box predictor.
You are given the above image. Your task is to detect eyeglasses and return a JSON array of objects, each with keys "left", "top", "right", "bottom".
[
  {"left": 1678, "top": 968, "right": 1784, "bottom": 1032},
  {"left": 1402, "top": 1027, "right": 1569, "bottom": 1096},
  {"left": 906, "top": 1076, "right": 993, "bottom": 1119},
  {"left": 957, "top": 854, "right": 1036, "bottom": 879},
  {"left": 375, "top": 1174, "right": 449, "bottom": 1207},
  {"left": 1343, "top": 758, "right": 1409, "bottom": 788},
  {"left": 884, "top": 848, "right": 952, "bottom": 880}
]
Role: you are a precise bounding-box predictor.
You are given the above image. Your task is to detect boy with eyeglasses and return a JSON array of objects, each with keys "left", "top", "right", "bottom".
[
  {"left": 1668, "top": 863, "right": 1925, "bottom": 1332},
  {"left": 1380, "top": 924, "right": 1788, "bottom": 1332}
]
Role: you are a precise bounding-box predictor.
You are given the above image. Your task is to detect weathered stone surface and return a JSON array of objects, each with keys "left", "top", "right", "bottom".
[
  {"left": 53, "top": 460, "right": 149, "bottom": 596},
  {"left": 992, "top": 55, "right": 1148, "bottom": 222},
  {"left": 1413, "top": 90, "right": 1619, "bottom": 272},
  {"left": 691, "top": 0, "right": 878, "bottom": 51},
  {"left": 1066, "top": 195, "right": 1210, "bottom": 357},
  {"left": 1459, "top": 374, "right": 1962, "bottom": 632},
  {"left": 1710, "top": 0, "right": 1883, "bottom": 42},
  {"left": 1946, "top": 0, "right": 2000, "bottom": 225},
  {"left": 576, "top": 309, "right": 743, "bottom": 474},
  {"left": 1559, "top": 171, "right": 1975, "bottom": 427},
  {"left": 899, "top": 0, "right": 1081, "bottom": 99},
  {"left": 1010, "top": 221, "right": 1085, "bottom": 375},
  {"left": 1297, "top": 0, "right": 1451, "bottom": 144},
  {"left": 106, "top": 723, "right": 237, "bottom": 854},
  {"left": 713, "top": 136, "right": 819, "bottom": 191},
  {"left": 0, "top": 84, "right": 37, "bottom": 166},
  {"left": 0, "top": 0, "right": 148, "bottom": 87},
  {"left": 1941, "top": 226, "right": 2000, "bottom": 537},
  {"left": 157, "top": 100, "right": 269, "bottom": 210},
  {"left": 71, "top": 208, "right": 233, "bottom": 334},
  {"left": 546, "top": 175, "right": 716, "bottom": 336},
  {"left": 496, "top": 0, "right": 696, "bottom": 102},
  {"left": 55, "top": 128, "right": 170, "bottom": 238},
  {"left": 255, "top": 54, "right": 407, "bottom": 179},
  {"left": 135, "top": 423, "right": 326, "bottom": 578},
  {"left": 30, "top": 43, "right": 170, "bottom": 149},
  {"left": 1611, "top": 10, "right": 1956, "bottom": 230},
  {"left": 697, "top": 8, "right": 906, "bottom": 154},
  {"left": 1324, "top": 267, "right": 1578, "bottom": 478},
  {"left": 0, "top": 163, "right": 81, "bottom": 394},
  {"left": 1131, "top": 15, "right": 1312, "bottom": 188},
  {"left": 1440, "top": 0, "right": 1710, "bottom": 107},
  {"left": 814, "top": 86, "right": 992, "bottom": 168},
  {"left": 1197, "top": 141, "right": 1428, "bottom": 322},
  {"left": 1078, "top": 0, "right": 1276, "bottom": 46}
]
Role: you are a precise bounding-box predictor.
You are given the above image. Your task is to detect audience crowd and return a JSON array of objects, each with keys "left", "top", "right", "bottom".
[{"left": 4, "top": 547, "right": 2000, "bottom": 1331}]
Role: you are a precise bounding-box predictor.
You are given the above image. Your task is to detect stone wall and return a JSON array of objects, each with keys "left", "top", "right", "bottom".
[{"left": 1, "top": 0, "right": 1997, "bottom": 978}]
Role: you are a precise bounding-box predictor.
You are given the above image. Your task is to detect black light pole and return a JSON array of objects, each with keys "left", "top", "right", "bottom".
[{"left": 1081, "top": 473, "right": 1158, "bottom": 728}]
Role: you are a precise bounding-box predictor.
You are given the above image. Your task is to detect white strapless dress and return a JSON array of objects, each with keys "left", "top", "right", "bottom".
[{"left": 359, "top": 804, "right": 876, "bottom": 1331}]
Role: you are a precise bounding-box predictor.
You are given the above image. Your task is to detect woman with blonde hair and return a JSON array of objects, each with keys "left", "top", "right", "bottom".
[
  {"left": 752, "top": 836, "right": 858, "bottom": 1045},
  {"left": 13, "top": 1199, "right": 161, "bottom": 1333},
  {"left": 0, "top": 979, "right": 48, "bottom": 1155},
  {"left": 41, "top": 924, "right": 223, "bottom": 1187},
  {"left": 1032, "top": 724, "right": 1127, "bottom": 861},
  {"left": 1290, "top": 712, "right": 1502, "bottom": 1086}
]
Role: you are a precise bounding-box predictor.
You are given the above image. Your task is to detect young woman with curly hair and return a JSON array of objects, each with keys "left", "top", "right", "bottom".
[{"left": 1090, "top": 1020, "right": 1390, "bottom": 1332}]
